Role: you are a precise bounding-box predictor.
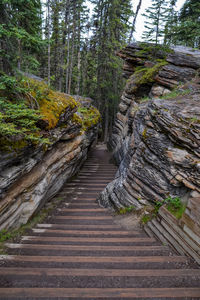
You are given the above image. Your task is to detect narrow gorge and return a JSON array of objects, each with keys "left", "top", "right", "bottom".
[{"left": 0, "top": 43, "right": 200, "bottom": 299}]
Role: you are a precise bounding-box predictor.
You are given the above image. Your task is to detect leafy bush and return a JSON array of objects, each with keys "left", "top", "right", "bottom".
[
  {"left": 0, "top": 98, "right": 50, "bottom": 151},
  {"left": 141, "top": 196, "right": 186, "bottom": 224},
  {"left": 0, "top": 75, "right": 51, "bottom": 151}
]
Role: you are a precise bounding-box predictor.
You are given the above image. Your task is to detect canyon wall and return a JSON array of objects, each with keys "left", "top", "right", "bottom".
[
  {"left": 98, "top": 43, "right": 200, "bottom": 262},
  {"left": 0, "top": 82, "right": 100, "bottom": 230},
  {"left": 99, "top": 43, "right": 200, "bottom": 210}
]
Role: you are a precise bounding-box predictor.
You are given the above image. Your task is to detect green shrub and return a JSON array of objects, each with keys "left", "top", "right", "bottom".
[{"left": 0, "top": 97, "right": 50, "bottom": 151}]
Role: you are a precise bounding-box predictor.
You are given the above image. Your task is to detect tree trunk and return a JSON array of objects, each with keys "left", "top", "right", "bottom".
[
  {"left": 47, "top": 0, "right": 51, "bottom": 85},
  {"left": 156, "top": 4, "right": 161, "bottom": 45},
  {"left": 59, "top": 0, "right": 70, "bottom": 92},
  {"left": 17, "top": 39, "right": 21, "bottom": 71},
  {"left": 129, "top": 0, "right": 142, "bottom": 43},
  {"left": 103, "top": 104, "right": 109, "bottom": 143},
  {"left": 76, "top": 7, "right": 81, "bottom": 95},
  {"left": 65, "top": 34, "right": 70, "bottom": 93},
  {"left": 76, "top": 49, "right": 81, "bottom": 94},
  {"left": 68, "top": 1, "right": 76, "bottom": 94}
]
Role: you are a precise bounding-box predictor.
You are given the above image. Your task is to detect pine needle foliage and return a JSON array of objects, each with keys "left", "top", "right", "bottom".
[{"left": 142, "top": 0, "right": 174, "bottom": 45}]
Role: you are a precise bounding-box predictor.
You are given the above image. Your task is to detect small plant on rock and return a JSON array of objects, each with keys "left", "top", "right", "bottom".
[
  {"left": 118, "top": 205, "right": 136, "bottom": 215},
  {"left": 141, "top": 214, "right": 151, "bottom": 224},
  {"left": 165, "top": 196, "right": 186, "bottom": 219}
]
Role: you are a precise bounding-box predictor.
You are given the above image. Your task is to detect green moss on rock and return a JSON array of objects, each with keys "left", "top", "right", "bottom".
[
  {"left": 22, "top": 78, "right": 78, "bottom": 129},
  {"left": 77, "top": 106, "right": 100, "bottom": 131},
  {"left": 0, "top": 75, "right": 100, "bottom": 152},
  {"left": 135, "top": 61, "right": 168, "bottom": 86}
]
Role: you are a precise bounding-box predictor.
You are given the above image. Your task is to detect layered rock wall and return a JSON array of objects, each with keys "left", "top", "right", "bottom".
[
  {"left": 98, "top": 43, "right": 200, "bottom": 262},
  {"left": 99, "top": 43, "right": 200, "bottom": 210},
  {"left": 0, "top": 88, "right": 99, "bottom": 230}
]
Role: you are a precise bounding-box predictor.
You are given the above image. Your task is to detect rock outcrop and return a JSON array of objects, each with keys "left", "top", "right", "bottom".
[
  {"left": 98, "top": 43, "right": 200, "bottom": 211},
  {"left": 98, "top": 43, "right": 200, "bottom": 263},
  {"left": 0, "top": 80, "right": 100, "bottom": 230}
]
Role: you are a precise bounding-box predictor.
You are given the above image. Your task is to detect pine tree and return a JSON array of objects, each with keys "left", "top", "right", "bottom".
[
  {"left": 174, "top": 0, "right": 200, "bottom": 47},
  {"left": 47, "top": 0, "right": 51, "bottom": 85},
  {"left": 164, "top": 0, "right": 178, "bottom": 45},
  {"left": 142, "top": 0, "right": 171, "bottom": 45},
  {"left": 0, "top": 0, "right": 43, "bottom": 74},
  {"left": 90, "top": 0, "right": 132, "bottom": 141}
]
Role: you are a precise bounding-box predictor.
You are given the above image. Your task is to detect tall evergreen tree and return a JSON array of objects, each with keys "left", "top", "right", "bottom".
[
  {"left": 42, "top": 0, "right": 89, "bottom": 92},
  {"left": 163, "top": 0, "right": 178, "bottom": 45},
  {"left": 174, "top": 0, "right": 200, "bottom": 47},
  {"left": 142, "top": 0, "right": 171, "bottom": 44},
  {"left": 0, "top": 0, "right": 43, "bottom": 74},
  {"left": 90, "top": 0, "right": 132, "bottom": 141}
]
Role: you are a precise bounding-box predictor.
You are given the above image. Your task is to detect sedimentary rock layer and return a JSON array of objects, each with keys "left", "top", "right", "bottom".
[
  {"left": 0, "top": 93, "right": 99, "bottom": 230},
  {"left": 98, "top": 43, "right": 200, "bottom": 212}
]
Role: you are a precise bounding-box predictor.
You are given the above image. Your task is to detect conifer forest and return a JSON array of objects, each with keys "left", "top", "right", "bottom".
[{"left": 1, "top": 0, "right": 199, "bottom": 142}]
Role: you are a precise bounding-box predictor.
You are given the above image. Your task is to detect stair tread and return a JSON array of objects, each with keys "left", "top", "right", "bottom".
[
  {"left": 0, "top": 287, "right": 200, "bottom": 298},
  {"left": 1, "top": 267, "right": 200, "bottom": 277},
  {"left": 0, "top": 147, "right": 198, "bottom": 298},
  {"left": 0, "top": 255, "right": 187, "bottom": 263}
]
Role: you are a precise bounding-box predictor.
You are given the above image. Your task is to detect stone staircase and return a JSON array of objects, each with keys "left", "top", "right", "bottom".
[{"left": 0, "top": 147, "right": 200, "bottom": 299}]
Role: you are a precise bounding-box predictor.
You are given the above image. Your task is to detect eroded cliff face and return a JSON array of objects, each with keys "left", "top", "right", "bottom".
[
  {"left": 0, "top": 82, "right": 100, "bottom": 230},
  {"left": 98, "top": 43, "right": 200, "bottom": 213}
]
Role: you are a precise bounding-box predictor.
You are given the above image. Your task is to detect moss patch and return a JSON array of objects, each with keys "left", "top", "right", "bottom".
[
  {"left": 142, "top": 128, "right": 147, "bottom": 140},
  {"left": 0, "top": 75, "right": 100, "bottom": 152},
  {"left": 22, "top": 78, "right": 78, "bottom": 129},
  {"left": 77, "top": 106, "right": 100, "bottom": 131},
  {"left": 134, "top": 61, "right": 168, "bottom": 86},
  {"left": 141, "top": 214, "right": 151, "bottom": 224},
  {"left": 167, "top": 203, "right": 186, "bottom": 219}
]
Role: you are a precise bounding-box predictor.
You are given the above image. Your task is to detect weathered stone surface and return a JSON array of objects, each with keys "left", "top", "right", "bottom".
[
  {"left": 99, "top": 43, "right": 200, "bottom": 265},
  {"left": 167, "top": 46, "right": 200, "bottom": 69},
  {"left": 155, "top": 64, "right": 196, "bottom": 89},
  {"left": 99, "top": 43, "right": 200, "bottom": 214},
  {"left": 0, "top": 97, "right": 99, "bottom": 230},
  {"left": 150, "top": 85, "right": 171, "bottom": 98}
]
